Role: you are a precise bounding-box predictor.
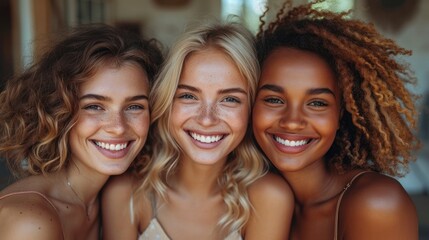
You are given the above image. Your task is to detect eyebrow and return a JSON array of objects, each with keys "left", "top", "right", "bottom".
[
  {"left": 259, "top": 84, "right": 336, "bottom": 97},
  {"left": 307, "top": 88, "right": 336, "bottom": 97},
  {"left": 258, "top": 84, "right": 284, "bottom": 93},
  {"left": 79, "top": 94, "right": 148, "bottom": 101},
  {"left": 177, "top": 84, "right": 247, "bottom": 95}
]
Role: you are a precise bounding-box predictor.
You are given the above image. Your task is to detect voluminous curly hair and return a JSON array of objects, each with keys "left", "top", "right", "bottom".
[
  {"left": 134, "top": 21, "right": 267, "bottom": 234},
  {"left": 256, "top": 0, "right": 419, "bottom": 176},
  {"left": 0, "top": 24, "right": 163, "bottom": 178}
]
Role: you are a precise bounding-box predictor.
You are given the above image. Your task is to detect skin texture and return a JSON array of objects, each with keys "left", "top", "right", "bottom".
[
  {"left": 0, "top": 64, "right": 151, "bottom": 239},
  {"left": 171, "top": 48, "right": 249, "bottom": 167},
  {"left": 253, "top": 47, "right": 418, "bottom": 240},
  {"left": 102, "top": 46, "right": 294, "bottom": 240}
]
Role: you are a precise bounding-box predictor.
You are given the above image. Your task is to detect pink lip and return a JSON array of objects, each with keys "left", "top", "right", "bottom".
[
  {"left": 270, "top": 134, "right": 313, "bottom": 154},
  {"left": 187, "top": 131, "right": 226, "bottom": 149},
  {"left": 92, "top": 141, "right": 133, "bottom": 159}
]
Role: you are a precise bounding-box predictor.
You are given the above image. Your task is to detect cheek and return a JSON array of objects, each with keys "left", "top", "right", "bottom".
[
  {"left": 126, "top": 114, "right": 150, "bottom": 137},
  {"left": 252, "top": 105, "right": 276, "bottom": 130},
  {"left": 313, "top": 114, "right": 340, "bottom": 139},
  {"left": 72, "top": 114, "right": 102, "bottom": 134},
  {"left": 222, "top": 106, "right": 249, "bottom": 133}
]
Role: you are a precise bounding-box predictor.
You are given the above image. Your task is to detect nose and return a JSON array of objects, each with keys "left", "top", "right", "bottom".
[
  {"left": 279, "top": 105, "right": 306, "bottom": 131},
  {"left": 196, "top": 102, "right": 219, "bottom": 126},
  {"left": 104, "top": 111, "right": 127, "bottom": 135}
]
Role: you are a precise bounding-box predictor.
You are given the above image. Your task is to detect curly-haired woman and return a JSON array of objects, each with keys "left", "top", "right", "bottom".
[
  {"left": 253, "top": 1, "right": 420, "bottom": 239},
  {"left": 0, "top": 24, "right": 163, "bottom": 239}
]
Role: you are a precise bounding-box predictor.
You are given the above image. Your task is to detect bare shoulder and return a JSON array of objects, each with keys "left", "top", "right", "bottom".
[
  {"left": 341, "top": 172, "right": 418, "bottom": 239},
  {"left": 101, "top": 171, "right": 145, "bottom": 240},
  {"left": 248, "top": 172, "right": 294, "bottom": 201},
  {"left": 0, "top": 192, "right": 63, "bottom": 239},
  {"left": 102, "top": 171, "right": 137, "bottom": 208},
  {"left": 244, "top": 173, "right": 294, "bottom": 239},
  {"left": 103, "top": 171, "right": 136, "bottom": 197}
]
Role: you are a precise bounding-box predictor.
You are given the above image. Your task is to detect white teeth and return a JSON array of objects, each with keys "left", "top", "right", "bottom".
[
  {"left": 190, "top": 132, "right": 223, "bottom": 143},
  {"left": 95, "top": 141, "right": 128, "bottom": 151},
  {"left": 274, "top": 136, "right": 308, "bottom": 147}
]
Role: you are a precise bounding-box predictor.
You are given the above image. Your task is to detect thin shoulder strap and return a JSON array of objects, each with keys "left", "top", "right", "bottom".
[
  {"left": 129, "top": 193, "right": 158, "bottom": 224},
  {"left": 333, "top": 171, "right": 371, "bottom": 240},
  {"left": 0, "top": 190, "right": 58, "bottom": 211}
]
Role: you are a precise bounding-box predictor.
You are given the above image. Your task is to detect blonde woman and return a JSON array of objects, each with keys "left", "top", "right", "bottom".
[{"left": 102, "top": 21, "right": 294, "bottom": 240}]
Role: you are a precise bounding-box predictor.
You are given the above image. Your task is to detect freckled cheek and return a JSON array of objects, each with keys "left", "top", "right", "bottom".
[
  {"left": 220, "top": 106, "right": 249, "bottom": 135},
  {"left": 124, "top": 114, "right": 150, "bottom": 137},
  {"left": 74, "top": 114, "right": 105, "bottom": 128}
]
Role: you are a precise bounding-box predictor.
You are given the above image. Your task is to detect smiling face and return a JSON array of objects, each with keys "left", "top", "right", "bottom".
[
  {"left": 253, "top": 47, "right": 341, "bottom": 173},
  {"left": 68, "top": 63, "right": 150, "bottom": 176},
  {"left": 171, "top": 47, "right": 249, "bottom": 166}
]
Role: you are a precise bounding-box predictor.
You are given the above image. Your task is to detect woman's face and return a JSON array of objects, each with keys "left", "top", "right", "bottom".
[
  {"left": 69, "top": 63, "right": 150, "bottom": 176},
  {"left": 253, "top": 47, "right": 341, "bottom": 173},
  {"left": 171, "top": 47, "right": 249, "bottom": 166}
]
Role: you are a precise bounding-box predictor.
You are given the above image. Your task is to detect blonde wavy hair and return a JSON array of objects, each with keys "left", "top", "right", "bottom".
[
  {"left": 134, "top": 21, "right": 267, "bottom": 233},
  {"left": 256, "top": 0, "right": 420, "bottom": 176}
]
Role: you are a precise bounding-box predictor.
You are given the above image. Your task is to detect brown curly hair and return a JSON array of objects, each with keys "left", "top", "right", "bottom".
[
  {"left": 256, "top": 0, "right": 419, "bottom": 176},
  {"left": 0, "top": 24, "right": 163, "bottom": 178}
]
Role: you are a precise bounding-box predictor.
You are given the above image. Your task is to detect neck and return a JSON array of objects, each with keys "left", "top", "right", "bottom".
[
  {"left": 282, "top": 164, "right": 343, "bottom": 206},
  {"left": 172, "top": 157, "right": 225, "bottom": 198},
  {"left": 63, "top": 166, "right": 108, "bottom": 205}
]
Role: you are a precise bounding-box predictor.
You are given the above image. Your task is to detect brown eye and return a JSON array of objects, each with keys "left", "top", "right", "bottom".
[
  {"left": 308, "top": 101, "right": 328, "bottom": 107},
  {"left": 264, "top": 97, "right": 283, "bottom": 104}
]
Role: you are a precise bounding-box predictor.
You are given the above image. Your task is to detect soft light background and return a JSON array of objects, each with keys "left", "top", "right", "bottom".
[{"left": 0, "top": 0, "right": 427, "bottom": 238}]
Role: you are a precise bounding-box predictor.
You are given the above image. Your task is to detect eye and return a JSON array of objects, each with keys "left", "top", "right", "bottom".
[
  {"left": 178, "top": 93, "right": 197, "bottom": 100},
  {"left": 127, "top": 104, "right": 145, "bottom": 111},
  {"left": 264, "top": 97, "right": 284, "bottom": 104},
  {"left": 83, "top": 104, "right": 103, "bottom": 111},
  {"left": 308, "top": 100, "right": 328, "bottom": 107},
  {"left": 222, "top": 96, "right": 241, "bottom": 103}
]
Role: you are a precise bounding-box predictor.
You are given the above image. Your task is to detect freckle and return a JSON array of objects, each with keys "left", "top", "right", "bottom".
[
  {"left": 38, "top": 227, "right": 41, "bottom": 230},
  {"left": 19, "top": 212, "right": 22, "bottom": 214}
]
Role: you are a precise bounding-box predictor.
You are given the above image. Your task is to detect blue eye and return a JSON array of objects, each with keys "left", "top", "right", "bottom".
[
  {"left": 223, "top": 96, "right": 241, "bottom": 103},
  {"left": 127, "top": 105, "right": 145, "bottom": 111},
  {"left": 178, "top": 93, "right": 196, "bottom": 100},
  {"left": 83, "top": 105, "right": 103, "bottom": 111}
]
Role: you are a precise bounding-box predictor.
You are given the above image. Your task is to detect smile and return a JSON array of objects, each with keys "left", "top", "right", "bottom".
[
  {"left": 274, "top": 136, "right": 310, "bottom": 147},
  {"left": 94, "top": 141, "right": 128, "bottom": 151},
  {"left": 189, "top": 132, "right": 224, "bottom": 144}
]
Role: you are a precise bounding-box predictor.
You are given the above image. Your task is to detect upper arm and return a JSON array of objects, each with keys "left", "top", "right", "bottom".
[
  {"left": 101, "top": 173, "right": 139, "bottom": 240},
  {"left": 244, "top": 173, "right": 294, "bottom": 240},
  {"left": 0, "top": 195, "right": 63, "bottom": 240},
  {"left": 341, "top": 176, "right": 418, "bottom": 240}
]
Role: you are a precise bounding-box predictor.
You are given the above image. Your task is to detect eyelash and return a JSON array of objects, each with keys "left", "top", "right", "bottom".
[
  {"left": 83, "top": 104, "right": 103, "bottom": 111},
  {"left": 127, "top": 104, "right": 145, "bottom": 110},
  {"left": 308, "top": 100, "right": 328, "bottom": 107},
  {"left": 263, "top": 97, "right": 283, "bottom": 104},
  {"left": 223, "top": 96, "right": 241, "bottom": 103},
  {"left": 178, "top": 93, "right": 196, "bottom": 100},
  {"left": 82, "top": 104, "right": 145, "bottom": 111}
]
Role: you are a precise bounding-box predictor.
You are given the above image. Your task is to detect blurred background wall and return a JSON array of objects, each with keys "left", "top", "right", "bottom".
[{"left": 0, "top": 0, "right": 428, "bottom": 237}]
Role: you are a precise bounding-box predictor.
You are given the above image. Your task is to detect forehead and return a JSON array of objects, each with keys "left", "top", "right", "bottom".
[
  {"left": 79, "top": 64, "right": 149, "bottom": 95},
  {"left": 180, "top": 48, "right": 247, "bottom": 88},
  {"left": 261, "top": 47, "right": 337, "bottom": 89}
]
